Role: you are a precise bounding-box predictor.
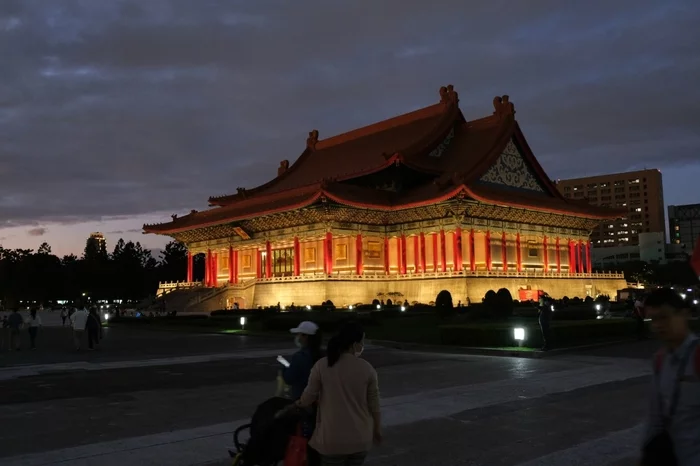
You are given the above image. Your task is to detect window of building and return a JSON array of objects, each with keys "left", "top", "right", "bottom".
[
  {"left": 629, "top": 179, "right": 640, "bottom": 184},
  {"left": 601, "top": 195, "right": 612, "bottom": 201},
  {"left": 574, "top": 191, "right": 584, "bottom": 198},
  {"left": 564, "top": 186, "right": 571, "bottom": 192},
  {"left": 634, "top": 207, "right": 642, "bottom": 212},
  {"left": 587, "top": 183, "right": 598, "bottom": 189},
  {"left": 629, "top": 185, "right": 640, "bottom": 191},
  {"left": 616, "top": 194, "right": 626, "bottom": 200},
  {"left": 615, "top": 187, "right": 625, "bottom": 193},
  {"left": 629, "top": 193, "right": 641, "bottom": 199},
  {"left": 271, "top": 247, "right": 295, "bottom": 277},
  {"left": 600, "top": 188, "right": 611, "bottom": 194},
  {"left": 614, "top": 180, "right": 625, "bottom": 187},
  {"left": 601, "top": 182, "right": 610, "bottom": 187},
  {"left": 573, "top": 185, "right": 583, "bottom": 191}
]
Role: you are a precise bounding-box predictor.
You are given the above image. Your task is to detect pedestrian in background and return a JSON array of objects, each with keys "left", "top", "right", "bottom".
[
  {"left": 1, "top": 315, "right": 9, "bottom": 350},
  {"left": 70, "top": 305, "right": 89, "bottom": 351},
  {"left": 538, "top": 293, "right": 553, "bottom": 351},
  {"left": 7, "top": 309, "right": 24, "bottom": 351},
  {"left": 86, "top": 308, "right": 101, "bottom": 350},
  {"left": 60, "top": 308, "right": 68, "bottom": 326},
  {"left": 640, "top": 287, "right": 700, "bottom": 466},
  {"left": 26, "top": 308, "right": 42, "bottom": 350}
]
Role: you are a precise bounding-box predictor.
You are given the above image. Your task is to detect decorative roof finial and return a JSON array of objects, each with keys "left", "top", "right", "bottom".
[
  {"left": 278, "top": 160, "right": 290, "bottom": 177},
  {"left": 306, "top": 129, "right": 319, "bottom": 151},
  {"left": 439, "top": 84, "right": 459, "bottom": 105},
  {"left": 171, "top": 214, "right": 178, "bottom": 221},
  {"left": 236, "top": 187, "right": 247, "bottom": 198},
  {"left": 493, "top": 95, "right": 515, "bottom": 117}
]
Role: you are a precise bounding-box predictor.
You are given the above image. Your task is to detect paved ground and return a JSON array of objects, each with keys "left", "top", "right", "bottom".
[{"left": 0, "top": 312, "right": 659, "bottom": 466}]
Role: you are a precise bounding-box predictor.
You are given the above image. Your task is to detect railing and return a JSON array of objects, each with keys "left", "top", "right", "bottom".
[
  {"left": 159, "top": 281, "right": 203, "bottom": 290},
  {"left": 253, "top": 269, "right": 625, "bottom": 283}
]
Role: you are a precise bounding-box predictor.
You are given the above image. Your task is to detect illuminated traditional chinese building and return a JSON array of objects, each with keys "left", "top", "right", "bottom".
[{"left": 144, "top": 86, "right": 626, "bottom": 310}]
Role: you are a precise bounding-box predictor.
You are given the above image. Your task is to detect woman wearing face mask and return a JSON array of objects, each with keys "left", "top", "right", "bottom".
[
  {"left": 283, "top": 321, "right": 323, "bottom": 400},
  {"left": 293, "top": 322, "right": 382, "bottom": 466}
]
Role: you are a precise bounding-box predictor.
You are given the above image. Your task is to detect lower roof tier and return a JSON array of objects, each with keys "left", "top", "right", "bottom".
[{"left": 149, "top": 198, "right": 617, "bottom": 244}]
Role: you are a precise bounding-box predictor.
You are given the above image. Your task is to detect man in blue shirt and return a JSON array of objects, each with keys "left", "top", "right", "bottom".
[{"left": 641, "top": 288, "right": 700, "bottom": 466}]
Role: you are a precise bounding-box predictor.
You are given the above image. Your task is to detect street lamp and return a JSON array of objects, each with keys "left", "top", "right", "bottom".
[
  {"left": 239, "top": 316, "right": 246, "bottom": 329},
  {"left": 513, "top": 327, "right": 525, "bottom": 346}
]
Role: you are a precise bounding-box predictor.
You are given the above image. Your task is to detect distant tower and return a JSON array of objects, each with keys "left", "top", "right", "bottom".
[{"left": 84, "top": 232, "right": 108, "bottom": 260}]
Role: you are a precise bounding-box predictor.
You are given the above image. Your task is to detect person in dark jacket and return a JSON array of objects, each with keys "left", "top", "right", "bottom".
[
  {"left": 538, "top": 293, "right": 553, "bottom": 351},
  {"left": 282, "top": 320, "right": 322, "bottom": 466},
  {"left": 86, "top": 308, "right": 101, "bottom": 350}
]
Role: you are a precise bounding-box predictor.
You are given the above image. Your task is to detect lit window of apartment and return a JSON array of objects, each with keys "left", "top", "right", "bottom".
[
  {"left": 631, "top": 229, "right": 638, "bottom": 234},
  {"left": 587, "top": 183, "right": 598, "bottom": 189},
  {"left": 614, "top": 180, "right": 625, "bottom": 187},
  {"left": 621, "top": 223, "right": 628, "bottom": 227},
  {"left": 573, "top": 185, "right": 583, "bottom": 191},
  {"left": 603, "top": 239, "right": 615, "bottom": 244},
  {"left": 634, "top": 207, "right": 642, "bottom": 212},
  {"left": 629, "top": 179, "right": 640, "bottom": 184},
  {"left": 618, "top": 231, "right": 629, "bottom": 235},
  {"left": 607, "top": 224, "right": 614, "bottom": 228},
  {"left": 619, "top": 237, "right": 629, "bottom": 242}
]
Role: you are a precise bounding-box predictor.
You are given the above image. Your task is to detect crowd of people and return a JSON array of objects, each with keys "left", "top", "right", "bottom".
[{"left": 1, "top": 304, "right": 104, "bottom": 352}]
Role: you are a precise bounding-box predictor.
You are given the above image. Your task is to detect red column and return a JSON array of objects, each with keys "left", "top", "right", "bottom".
[
  {"left": 293, "top": 237, "right": 300, "bottom": 276},
  {"left": 186, "top": 251, "right": 193, "bottom": 283},
  {"left": 414, "top": 235, "right": 420, "bottom": 272},
  {"left": 469, "top": 229, "right": 476, "bottom": 272},
  {"left": 454, "top": 227, "right": 463, "bottom": 272},
  {"left": 212, "top": 252, "right": 218, "bottom": 286},
  {"left": 578, "top": 240, "right": 584, "bottom": 274},
  {"left": 326, "top": 232, "right": 333, "bottom": 275},
  {"left": 384, "top": 237, "right": 390, "bottom": 274},
  {"left": 568, "top": 240, "right": 575, "bottom": 275},
  {"left": 420, "top": 232, "right": 426, "bottom": 273},
  {"left": 439, "top": 229, "right": 447, "bottom": 272},
  {"left": 485, "top": 230, "right": 492, "bottom": 271},
  {"left": 233, "top": 249, "right": 239, "bottom": 284},
  {"left": 501, "top": 232, "right": 508, "bottom": 272},
  {"left": 228, "top": 246, "right": 234, "bottom": 284},
  {"left": 265, "top": 241, "right": 272, "bottom": 278},
  {"left": 400, "top": 234, "right": 407, "bottom": 275},
  {"left": 555, "top": 237, "right": 561, "bottom": 274},
  {"left": 205, "top": 249, "right": 211, "bottom": 286},
  {"left": 396, "top": 236, "right": 402, "bottom": 275},
  {"left": 543, "top": 236, "right": 548, "bottom": 273},
  {"left": 586, "top": 240, "right": 592, "bottom": 274},
  {"left": 356, "top": 234, "right": 363, "bottom": 275},
  {"left": 432, "top": 233, "right": 438, "bottom": 272},
  {"left": 515, "top": 233, "right": 522, "bottom": 272}
]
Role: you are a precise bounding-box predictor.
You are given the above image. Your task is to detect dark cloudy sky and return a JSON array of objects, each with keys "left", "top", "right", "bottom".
[{"left": 1, "top": 0, "right": 699, "bottom": 257}]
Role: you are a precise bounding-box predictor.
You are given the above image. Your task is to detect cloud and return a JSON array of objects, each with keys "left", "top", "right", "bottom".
[
  {"left": 0, "top": 0, "right": 699, "bottom": 232},
  {"left": 27, "top": 227, "right": 47, "bottom": 236}
]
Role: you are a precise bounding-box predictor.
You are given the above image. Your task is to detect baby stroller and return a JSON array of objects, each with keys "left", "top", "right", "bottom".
[{"left": 229, "top": 396, "right": 298, "bottom": 465}]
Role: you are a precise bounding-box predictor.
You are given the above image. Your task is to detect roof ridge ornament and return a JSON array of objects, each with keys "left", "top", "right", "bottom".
[
  {"left": 278, "top": 160, "right": 290, "bottom": 177},
  {"left": 439, "top": 84, "right": 459, "bottom": 105},
  {"left": 306, "top": 129, "right": 319, "bottom": 151},
  {"left": 236, "top": 187, "right": 248, "bottom": 198},
  {"left": 493, "top": 95, "right": 515, "bottom": 118}
]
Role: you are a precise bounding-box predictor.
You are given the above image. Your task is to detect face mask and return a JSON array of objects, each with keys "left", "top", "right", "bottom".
[{"left": 294, "top": 335, "right": 303, "bottom": 348}]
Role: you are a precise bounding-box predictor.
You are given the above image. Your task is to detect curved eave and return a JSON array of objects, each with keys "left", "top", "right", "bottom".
[
  {"left": 143, "top": 191, "right": 325, "bottom": 235},
  {"left": 461, "top": 186, "right": 624, "bottom": 220}
]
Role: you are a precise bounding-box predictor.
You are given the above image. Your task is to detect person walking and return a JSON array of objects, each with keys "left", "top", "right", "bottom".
[
  {"left": 538, "top": 293, "right": 553, "bottom": 351},
  {"left": 282, "top": 321, "right": 323, "bottom": 466},
  {"left": 634, "top": 294, "right": 647, "bottom": 340},
  {"left": 60, "top": 308, "right": 68, "bottom": 327},
  {"left": 1, "top": 315, "right": 9, "bottom": 351},
  {"left": 86, "top": 308, "right": 101, "bottom": 350},
  {"left": 26, "top": 309, "right": 42, "bottom": 350},
  {"left": 640, "top": 287, "right": 700, "bottom": 466},
  {"left": 7, "top": 309, "right": 24, "bottom": 351},
  {"left": 70, "top": 306, "right": 89, "bottom": 351},
  {"left": 290, "top": 322, "right": 381, "bottom": 466}
]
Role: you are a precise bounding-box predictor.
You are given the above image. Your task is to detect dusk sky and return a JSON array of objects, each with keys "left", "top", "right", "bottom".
[{"left": 1, "top": 0, "right": 699, "bottom": 257}]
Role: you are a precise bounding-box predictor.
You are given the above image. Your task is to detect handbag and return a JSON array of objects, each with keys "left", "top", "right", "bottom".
[
  {"left": 642, "top": 340, "right": 699, "bottom": 466},
  {"left": 284, "top": 424, "right": 308, "bottom": 466}
]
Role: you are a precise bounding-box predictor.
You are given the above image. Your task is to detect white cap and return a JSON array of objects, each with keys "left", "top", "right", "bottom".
[{"left": 290, "top": 321, "right": 319, "bottom": 335}]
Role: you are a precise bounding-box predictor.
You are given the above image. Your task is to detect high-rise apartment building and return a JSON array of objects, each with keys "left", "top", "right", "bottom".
[
  {"left": 668, "top": 203, "right": 700, "bottom": 252},
  {"left": 555, "top": 169, "right": 665, "bottom": 247}
]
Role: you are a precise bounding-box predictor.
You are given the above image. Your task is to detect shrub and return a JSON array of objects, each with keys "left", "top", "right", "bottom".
[
  {"left": 435, "top": 290, "right": 453, "bottom": 308},
  {"left": 483, "top": 290, "right": 497, "bottom": 303},
  {"left": 494, "top": 288, "right": 514, "bottom": 319},
  {"left": 372, "top": 299, "right": 380, "bottom": 306}
]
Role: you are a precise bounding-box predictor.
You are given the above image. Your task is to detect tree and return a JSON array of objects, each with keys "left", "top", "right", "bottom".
[
  {"left": 159, "top": 241, "right": 188, "bottom": 282},
  {"left": 37, "top": 242, "right": 52, "bottom": 255}
]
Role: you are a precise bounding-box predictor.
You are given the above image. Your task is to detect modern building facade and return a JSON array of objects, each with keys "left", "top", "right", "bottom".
[
  {"left": 145, "top": 86, "right": 626, "bottom": 310},
  {"left": 669, "top": 203, "right": 700, "bottom": 253},
  {"left": 555, "top": 169, "right": 665, "bottom": 248}
]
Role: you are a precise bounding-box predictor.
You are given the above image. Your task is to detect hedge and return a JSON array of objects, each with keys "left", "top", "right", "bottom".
[{"left": 439, "top": 320, "right": 641, "bottom": 348}]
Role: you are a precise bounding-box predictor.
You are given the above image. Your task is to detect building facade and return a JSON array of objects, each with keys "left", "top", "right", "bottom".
[
  {"left": 555, "top": 169, "right": 665, "bottom": 247},
  {"left": 145, "top": 86, "right": 626, "bottom": 310},
  {"left": 669, "top": 203, "right": 700, "bottom": 254}
]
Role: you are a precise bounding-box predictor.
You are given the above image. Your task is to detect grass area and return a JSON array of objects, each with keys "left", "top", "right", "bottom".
[{"left": 110, "top": 312, "right": 643, "bottom": 350}]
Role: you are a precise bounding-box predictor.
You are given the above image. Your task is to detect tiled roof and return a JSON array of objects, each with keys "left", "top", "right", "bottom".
[{"left": 144, "top": 88, "right": 623, "bottom": 235}]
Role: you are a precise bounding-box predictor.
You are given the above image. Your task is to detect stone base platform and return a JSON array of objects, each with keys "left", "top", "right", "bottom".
[{"left": 173, "top": 271, "right": 626, "bottom": 312}]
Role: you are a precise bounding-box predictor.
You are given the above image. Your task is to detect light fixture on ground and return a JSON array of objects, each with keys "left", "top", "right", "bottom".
[
  {"left": 305, "top": 305, "right": 311, "bottom": 310},
  {"left": 103, "top": 313, "right": 109, "bottom": 322},
  {"left": 513, "top": 327, "right": 525, "bottom": 346},
  {"left": 240, "top": 316, "right": 246, "bottom": 329},
  {"left": 400, "top": 306, "right": 406, "bottom": 312},
  {"left": 376, "top": 304, "right": 381, "bottom": 310},
  {"left": 595, "top": 304, "right": 601, "bottom": 311}
]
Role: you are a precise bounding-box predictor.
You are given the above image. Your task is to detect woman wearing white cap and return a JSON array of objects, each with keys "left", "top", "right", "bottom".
[
  {"left": 283, "top": 321, "right": 323, "bottom": 401},
  {"left": 283, "top": 320, "right": 323, "bottom": 466}
]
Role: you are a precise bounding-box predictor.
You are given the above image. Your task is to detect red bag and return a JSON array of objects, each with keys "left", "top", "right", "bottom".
[{"left": 284, "top": 425, "right": 307, "bottom": 466}]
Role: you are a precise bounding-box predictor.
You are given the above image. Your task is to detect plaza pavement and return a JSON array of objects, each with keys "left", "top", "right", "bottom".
[{"left": 0, "top": 314, "right": 658, "bottom": 466}]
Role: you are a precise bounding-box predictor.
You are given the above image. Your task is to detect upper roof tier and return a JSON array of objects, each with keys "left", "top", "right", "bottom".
[{"left": 144, "top": 85, "right": 624, "bottom": 235}]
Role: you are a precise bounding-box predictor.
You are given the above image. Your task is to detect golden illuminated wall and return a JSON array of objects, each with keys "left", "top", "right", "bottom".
[
  {"left": 301, "top": 239, "right": 323, "bottom": 273},
  {"left": 239, "top": 247, "right": 257, "bottom": 279},
  {"left": 473, "top": 231, "right": 487, "bottom": 270},
  {"left": 362, "top": 236, "right": 384, "bottom": 272}
]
